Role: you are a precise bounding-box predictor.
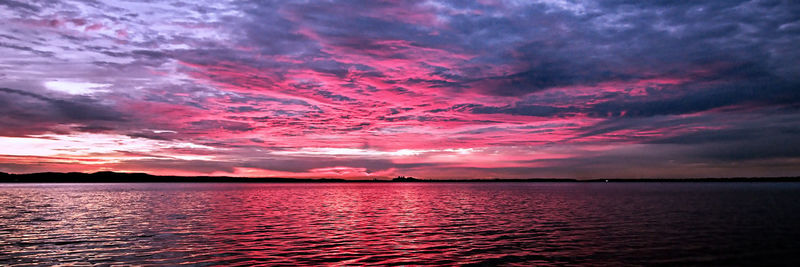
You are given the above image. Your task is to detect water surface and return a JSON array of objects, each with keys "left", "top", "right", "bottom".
[{"left": 2, "top": 183, "right": 799, "bottom": 265}]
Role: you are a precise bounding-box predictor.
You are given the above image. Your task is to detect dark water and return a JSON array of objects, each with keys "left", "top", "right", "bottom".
[{"left": 1, "top": 183, "right": 799, "bottom": 266}]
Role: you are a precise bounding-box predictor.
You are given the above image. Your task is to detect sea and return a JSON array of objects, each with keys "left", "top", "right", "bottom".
[{"left": 1, "top": 182, "right": 799, "bottom": 265}]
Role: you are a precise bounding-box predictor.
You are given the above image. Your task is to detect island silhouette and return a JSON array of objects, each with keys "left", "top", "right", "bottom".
[
  {"left": 392, "top": 176, "right": 420, "bottom": 182},
  {"left": 1, "top": 171, "right": 799, "bottom": 183}
]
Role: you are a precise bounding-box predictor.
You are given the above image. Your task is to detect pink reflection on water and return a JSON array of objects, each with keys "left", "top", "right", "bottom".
[{"left": 3, "top": 183, "right": 800, "bottom": 265}]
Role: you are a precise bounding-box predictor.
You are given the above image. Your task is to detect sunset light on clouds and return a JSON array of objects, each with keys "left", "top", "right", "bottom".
[{"left": 1, "top": 0, "right": 799, "bottom": 178}]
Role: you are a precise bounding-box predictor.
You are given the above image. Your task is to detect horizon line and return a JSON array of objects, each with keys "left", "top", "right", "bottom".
[{"left": 2, "top": 171, "right": 800, "bottom": 183}]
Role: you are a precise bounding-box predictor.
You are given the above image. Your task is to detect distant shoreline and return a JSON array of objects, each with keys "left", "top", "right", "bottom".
[{"left": 1, "top": 171, "right": 800, "bottom": 183}]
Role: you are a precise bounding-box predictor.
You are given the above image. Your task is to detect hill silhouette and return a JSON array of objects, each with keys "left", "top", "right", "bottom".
[{"left": 0, "top": 171, "right": 347, "bottom": 183}]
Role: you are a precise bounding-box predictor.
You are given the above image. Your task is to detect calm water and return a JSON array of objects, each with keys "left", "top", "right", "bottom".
[{"left": 1, "top": 183, "right": 799, "bottom": 266}]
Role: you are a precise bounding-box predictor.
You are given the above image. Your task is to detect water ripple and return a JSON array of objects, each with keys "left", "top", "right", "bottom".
[{"left": 1, "top": 183, "right": 800, "bottom": 265}]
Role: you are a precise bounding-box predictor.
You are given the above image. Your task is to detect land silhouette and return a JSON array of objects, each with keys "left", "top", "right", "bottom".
[{"left": 1, "top": 171, "right": 799, "bottom": 183}]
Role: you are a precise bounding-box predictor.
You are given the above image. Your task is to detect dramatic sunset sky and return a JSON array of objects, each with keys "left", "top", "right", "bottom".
[{"left": 1, "top": 0, "right": 799, "bottom": 178}]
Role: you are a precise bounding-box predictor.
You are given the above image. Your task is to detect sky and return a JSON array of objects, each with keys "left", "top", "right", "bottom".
[{"left": 0, "top": 0, "right": 799, "bottom": 179}]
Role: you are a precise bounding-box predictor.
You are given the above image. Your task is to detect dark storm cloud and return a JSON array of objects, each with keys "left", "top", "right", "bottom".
[
  {"left": 278, "top": 2, "right": 441, "bottom": 45},
  {"left": 188, "top": 120, "right": 254, "bottom": 132},
  {"left": 72, "top": 125, "right": 115, "bottom": 133},
  {"left": 567, "top": 111, "right": 730, "bottom": 142},
  {"left": 643, "top": 113, "right": 800, "bottom": 161},
  {"left": 559, "top": 109, "right": 800, "bottom": 171},
  {"left": 226, "top": 106, "right": 262, "bottom": 113},
  {"left": 0, "top": 87, "right": 124, "bottom": 123},
  {"left": 0, "top": 42, "right": 55, "bottom": 57},
  {"left": 0, "top": 0, "right": 40, "bottom": 12},
  {"left": 469, "top": 104, "right": 577, "bottom": 117},
  {"left": 127, "top": 131, "right": 176, "bottom": 141},
  {"left": 131, "top": 50, "right": 168, "bottom": 59},
  {"left": 0, "top": 87, "right": 126, "bottom": 136},
  {"left": 224, "top": 94, "right": 314, "bottom": 107},
  {"left": 434, "top": 74, "right": 799, "bottom": 121},
  {"left": 587, "top": 79, "right": 800, "bottom": 118},
  {"left": 315, "top": 90, "right": 355, "bottom": 102},
  {"left": 453, "top": 0, "right": 800, "bottom": 100},
  {"left": 232, "top": 1, "right": 321, "bottom": 57}
]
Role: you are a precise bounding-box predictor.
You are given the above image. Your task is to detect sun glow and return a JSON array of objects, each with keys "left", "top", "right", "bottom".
[
  {"left": 44, "top": 81, "right": 112, "bottom": 95},
  {"left": 272, "top": 147, "right": 476, "bottom": 157},
  {"left": 0, "top": 133, "right": 215, "bottom": 161}
]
